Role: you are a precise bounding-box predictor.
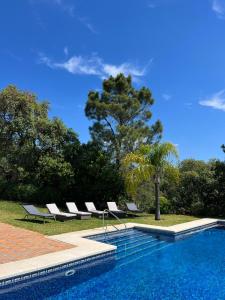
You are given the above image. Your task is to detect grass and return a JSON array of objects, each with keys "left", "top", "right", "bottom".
[{"left": 0, "top": 200, "right": 199, "bottom": 236}]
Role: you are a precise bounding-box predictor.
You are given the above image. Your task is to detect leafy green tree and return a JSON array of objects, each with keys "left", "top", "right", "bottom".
[
  {"left": 36, "top": 155, "right": 75, "bottom": 204},
  {"left": 133, "top": 181, "right": 155, "bottom": 212},
  {"left": 210, "top": 160, "right": 225, "bottom": 216},
  {"left": 0, "top": 85, "right": 79, "bottom": 202},
  {"left": 179, "top": 159, "right": 210, "bottom": 174},
  {"left": 85, "top": 74, "right": 162, "bottom": 167},
  {"left": 222, "top": 144, "right": 225, "bottom": 153},
  {"left": 0, "top": 85, "right": 48, "bottom": 180},
  {"left": 160, "top": 165, "right": 180, "bottom": 212},
  {"left": 68, "top": 142, "right": 124, "bottom": 209},
  {"left": 174, "top": 159, "right": 215, "bottom": 215},
  {"left": 122, "top": 142, "right": 178, "bottom": 220}
]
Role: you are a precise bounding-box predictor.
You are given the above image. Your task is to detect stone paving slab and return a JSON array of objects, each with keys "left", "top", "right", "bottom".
[
  {"left": 129, "top": 218, "right": 218, "bottom": 235},
  {"left": 0, "top": 237, "right": 115, "bottom": 281},
  {"left": 0, "top": 223, "right": 74, "bottom": 264}
]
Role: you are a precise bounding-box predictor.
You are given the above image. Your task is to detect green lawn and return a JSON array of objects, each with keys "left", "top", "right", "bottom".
[{"left": 0, "top": 200, "right": 198, "bottom": 236}]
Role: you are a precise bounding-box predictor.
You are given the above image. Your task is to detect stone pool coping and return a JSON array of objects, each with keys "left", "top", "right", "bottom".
[{"left": 0, "top": 218, "right": 223, "bottom": 281}]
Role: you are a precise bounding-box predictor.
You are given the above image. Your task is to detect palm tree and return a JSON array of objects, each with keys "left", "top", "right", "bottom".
[{"left": 122, "top": 142, "right": 179, "bottom": 220}]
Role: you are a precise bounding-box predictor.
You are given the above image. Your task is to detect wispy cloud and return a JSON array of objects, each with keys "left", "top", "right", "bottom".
[
  {"left": 102, "top": 62, "right": 148, "bottom": 78},
  {"left": 212, "top": 0, "right": 225, "bottom": 19},
  {"left": 162, "top": 93, "right": 172, "bottom": 101},
  {"left": 147, "top": 2, "right": 156, "bottom": 8},
  {"left": 30, "top": 0, "right": 75, "bottom": 16},
  {"left": 50, "top": 0, "right": 75, "bottom": 16},
  {"left": 39, "top": 53, "right": 151, "bottom": 81},
  {"left": 32, "top": 10, "right": 46, "bottom": 30},
  {"left": 184, "top": 102, "right": 193, "bottom": 109},
  {"left": 30, "top": 1, "right": 99, "bottom": 33},
  {"left": 64, "top": 47, "right": 69, "bottom": 56},
  {"left": 3, "top": 50, "right": 22, "bottom": 62},
  {"left": 199, "top": 90, "right": 225, "bottom": 112},
  {"left": 78, "top": 17, "right": 98, "bottom": 34}
]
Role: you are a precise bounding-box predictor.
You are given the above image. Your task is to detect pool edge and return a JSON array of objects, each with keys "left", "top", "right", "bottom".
[{"left": 0, "top": 218, "right": 222, "bottom": 284}]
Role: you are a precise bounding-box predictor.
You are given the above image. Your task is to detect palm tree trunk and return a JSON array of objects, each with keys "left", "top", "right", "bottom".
[{"left": 154, "top": 177, "right": 160, "bottom": 220}]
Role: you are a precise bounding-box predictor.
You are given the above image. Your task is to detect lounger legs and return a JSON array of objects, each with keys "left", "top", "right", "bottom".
[{"left": 23, "top": 214, "right": 56, "bottom": 224}]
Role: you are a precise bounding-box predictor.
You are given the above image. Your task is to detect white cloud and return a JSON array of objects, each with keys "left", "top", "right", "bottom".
[
  {"left": 78, "top": 17, "right": 98, "bottom": 34},
  {"left": 64, "top": 47, "right": 69, "bottom": 56},
  {"left": 162, "top": 93, "right": 171, "bottom": 101},
  {"left": 38, "top": 52, "right": 52, "bottom": 67},
  {"left": 212, "top": 0, "right": 225, "bottom": 19},
  {"left": 39, "top": 53, "right": 150, "bottom": 81},
  {"left": 103, "top": 63, "right": 146, "bottom": 78},
  {"left": 54, "top": 56, "right": 102, "bottom": 75},
  {"left": 199, "top": 90, "right": 225, "bottom": 112}
]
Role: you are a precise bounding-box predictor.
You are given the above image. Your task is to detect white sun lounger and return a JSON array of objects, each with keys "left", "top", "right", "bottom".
[
  {"left": 107, "top": 202, "right": 126, "bottom": 217},
  {"left": 66, "top": 202, "right": 92, "bottom": 220},
  {"left": 85, "top": 202, "right": 107, "bottom": 218},
  {"left": 46, "top": 203, "right": 77, "bottom": 221}
]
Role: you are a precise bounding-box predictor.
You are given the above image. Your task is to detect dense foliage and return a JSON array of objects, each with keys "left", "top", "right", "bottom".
[
  {"left": 162, "top": 158, "right": 225, "bottom": 217},
  {"left": 0, "top": 85, "right": 123, "bottom": 208},
  {"left": 66, "top": 142, "right": 124, "bottom": 210},
  {"left": 127, "top": 157, "right": 225, "bottom": 217},
  {"left": 0, "top": 82, "right": 224, "bottom": 218}
]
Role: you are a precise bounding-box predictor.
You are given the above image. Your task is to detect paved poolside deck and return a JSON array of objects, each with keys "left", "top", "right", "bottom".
[
  {"left": 0, "top": 223, "right": 74, "bottom": 264},
  {"left": 0, "top": 218, "right": 223, "bottom": 282}
]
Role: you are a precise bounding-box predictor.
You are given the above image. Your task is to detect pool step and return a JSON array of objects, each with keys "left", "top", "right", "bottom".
[
  {"left": 117, "top": 240, "right": 166, "bottom": 261},
  {"left": 113, "top": 235, "right": 157, "bottom": 248},
  {"left": 116, "top": 238, "right": 159, "bottom": 254},
  {"left": 88, "top": 229, "right": 169, "bottom": 266},
  {"left": 105, "top": 233, "right": 156, "bottom": 247},
  {"left": 117, "top": 243, "right": 172, "bottom": 268},
  {"left": 104, "top": 230, "right": 168, "bottom": 264},
  {"left": 94, "top": 230, "right": 150, "bottom": 244}
]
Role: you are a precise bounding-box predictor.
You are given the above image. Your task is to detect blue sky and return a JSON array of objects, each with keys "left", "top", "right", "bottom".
[{"left": 1, "top": 0, "right": 225, "bottom": 161}]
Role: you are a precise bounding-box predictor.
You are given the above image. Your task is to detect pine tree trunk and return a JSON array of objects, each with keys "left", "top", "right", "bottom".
[{"left": 155, "top": 179, "right": 160, "bottom": 220}]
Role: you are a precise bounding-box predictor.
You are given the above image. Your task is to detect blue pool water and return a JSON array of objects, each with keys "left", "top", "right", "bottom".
[{"left": 1, "top": 226, "right": 225, "bottom": 300}]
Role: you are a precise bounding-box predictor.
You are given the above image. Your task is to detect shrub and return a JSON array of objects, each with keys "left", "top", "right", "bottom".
[
  {"left": 6, "top": 184, "right": 38, "bottom": 202},
  {"left": 159, "top": 196, "right": 171, "bottom": 214}
]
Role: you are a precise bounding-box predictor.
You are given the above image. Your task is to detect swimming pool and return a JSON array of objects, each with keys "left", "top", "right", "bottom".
[{"left": 1, "top": 226, "right": 225, "bottom": 299}]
